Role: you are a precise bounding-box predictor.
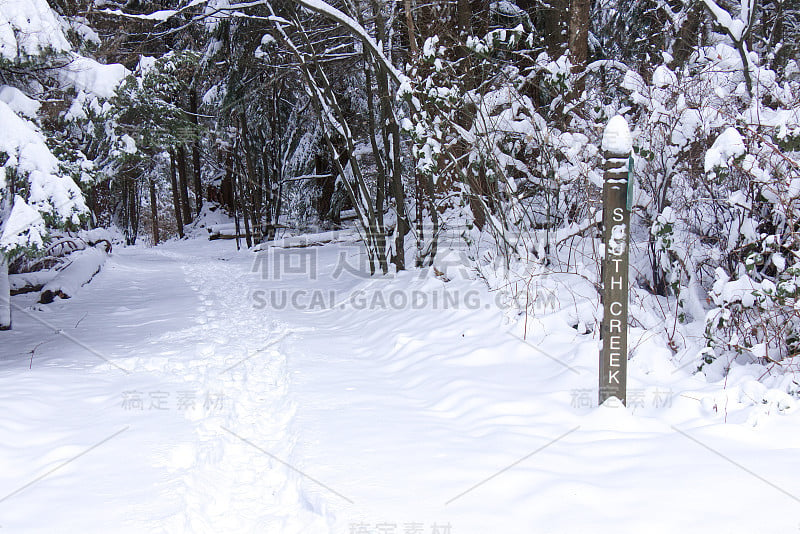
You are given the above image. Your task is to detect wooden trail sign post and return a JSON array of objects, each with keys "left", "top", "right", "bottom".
[{"left": 599, "top": 116, "right": 632, "bottom": 406}]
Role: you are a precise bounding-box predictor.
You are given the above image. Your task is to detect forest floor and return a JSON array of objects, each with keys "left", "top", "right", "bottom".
[{"left": 1, "top": 234, "right": 800, "bottom": 533}]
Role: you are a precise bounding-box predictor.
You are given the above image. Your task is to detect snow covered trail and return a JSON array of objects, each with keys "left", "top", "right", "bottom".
[
  {"left": 0, "top": 243, "right": 201, "bottom": 532},
  {"left": 143, "top": 244, "right": 331, "bottom": 533},
  {"left": 2, "top": 236, "right": 800, "bottom": 533},
  {"left": 259, "top": 243, "right": 800, "bottom": 533},
  {"left": 0, "top": 240, "right": 329, "bottom": 532}
]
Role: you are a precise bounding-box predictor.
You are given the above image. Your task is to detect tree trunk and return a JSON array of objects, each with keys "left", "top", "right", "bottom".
[
  {"left": 177, "top": 145, "right": 192, "bottom": 223},
  {"left": 149, "top": 177, "right": 160, "bottom": 245},
  {"left": 542, "top": 0, "right": 569, "bottom": 57},
  {"left": 402, "top": 0, "right": 418, "bottom": 56},
  {"left": 221, "top": 150, "right": 235, "bottom": 214},
  {"left": 670, "top": 2, "right": 704, "bottom": 70},
  {"left": 273, "top": 177, "right": 283, "bottom": 241},
  {"left": 568, "top": 0, "right": 591, "bottom": 96},
  {"left": 169, "top": 148, "right": 185, "bottom": 238},
  {"left": 261, "top": 150, "right": 272, "bottom": 229},
  {"left": 235, "top": 155, "right": 253, "bottom": 248},
  {"left": 767, "top": 0, "right": 789, "bottom": 70},
  {"left": 734, "top": 39, "right": 754, "bottom": 97},
  {"left": 0, "top": 256, "right": 10, "bottom": 330},
  {"left": 122, "top": 174, "right": 140, "bottom": 245},
  {"left": 423, "top": 173, "right": 439, "bottom": 265},
  {"left": 239, "top": 113, "right": 261, "bottom": 237},
  {"left": 190, "top": 88, "right": 203, "bottom": 215},
  {"left": 389, "top": 121, "right": 406, "bottom": 271},
  {"left": 265, "top": 85, "right": 282, "bottom": 240},
  {"left": 471, "top": 0, "right": 489, "bottom": 36},
  {"left": 231, "top": 151, "right": 242, "bottom": 251},
  {"left": 315, "top": 153, "right": 337, "bottom": 223},
  {"left": 130, "top": 177, "right": 140, "bottom": 244},
  {"left": 371, "top": 0, "right": 406, "bottom": 271},
  {"left": 457, "top": 0, "right": 472, "bottom": 35},
  {"left": 240, "top": 177, "right": 253, "bottom": 248},
  {"left": 364, "top": 62, "right": 386, "bottom": 243}
]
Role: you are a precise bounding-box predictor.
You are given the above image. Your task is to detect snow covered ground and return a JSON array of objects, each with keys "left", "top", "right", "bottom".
[{"left": 2, "top": 235, "right": 800, "bottom": 533}]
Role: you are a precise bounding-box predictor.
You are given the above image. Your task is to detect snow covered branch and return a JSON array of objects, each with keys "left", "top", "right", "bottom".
[
  {"left": 175, "top": 0, "right": 406, "bottom": 85},
  {"left": 701, "top": 0, "right": 755, "bottom": 96}
]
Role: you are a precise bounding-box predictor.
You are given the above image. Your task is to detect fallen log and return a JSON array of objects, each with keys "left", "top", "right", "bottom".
[
  {"left": 206, "top": 222, "right": 263, "bottom": 241},
  {"left": 209, "top": 232, "right": 262, "bottom": 241},
  {"left": 253, "top": 229, "right": 360, "bottom": 250},
  {"left": 10, "top": 270, "right": 58, "bottom": 296},
  {"left": 39, "top": 247, "right": 108, "bottom": 304}
]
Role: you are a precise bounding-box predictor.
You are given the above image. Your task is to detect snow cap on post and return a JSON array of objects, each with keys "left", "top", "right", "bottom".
[{"left": 601, "top": 115, "right": 632, "bottom": 155}]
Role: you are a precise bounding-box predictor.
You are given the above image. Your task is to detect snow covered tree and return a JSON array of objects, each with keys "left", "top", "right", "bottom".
[
  {"left": 0, "top": 0, "right": 129, "bottom": 328},
  {"left": 0, "top": 0, "right": 92, "bottom": 328},
  {"left": 109, "top": 51, "right": 201, "bottom": 243}
]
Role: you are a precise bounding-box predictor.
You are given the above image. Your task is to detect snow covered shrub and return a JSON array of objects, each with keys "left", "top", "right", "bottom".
[
  {"left": 401, "top": 27, "right": 602, "bottom": 271},
  {"left": 615, "top": 38, "right": 800, "bottom": 374},
  {"left": 701, "top": 127, "right": 800, "bottom": 373},
  {"left": 618, "top": 65, "right": 713, "bottom": 300}
]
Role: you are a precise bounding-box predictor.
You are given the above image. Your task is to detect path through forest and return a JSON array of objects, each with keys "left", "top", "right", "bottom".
[{"left": 1, "top": 237, "right": 799, "bottom": 533}]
